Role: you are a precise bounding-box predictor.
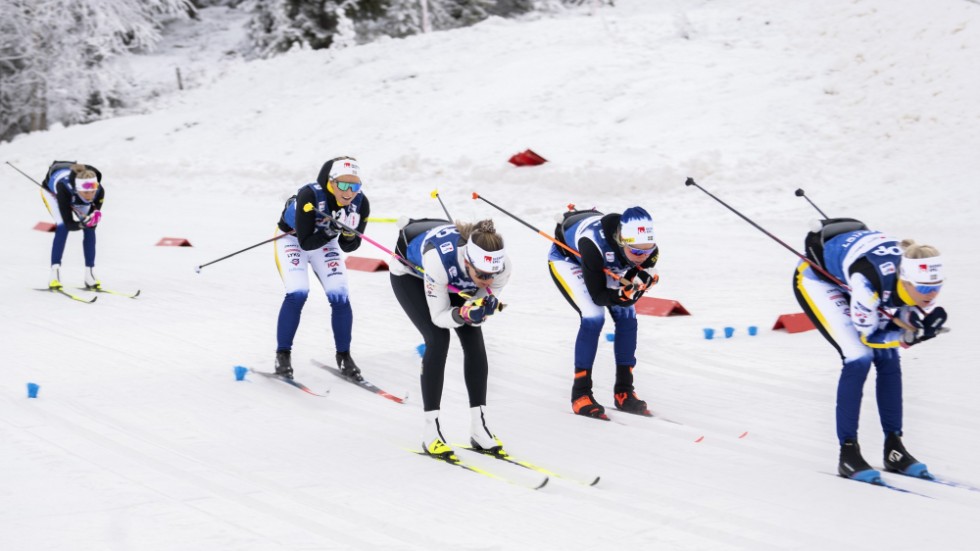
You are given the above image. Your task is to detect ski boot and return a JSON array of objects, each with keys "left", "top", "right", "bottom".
[
  {"left": 614, "top": 391, "right": 651, "bottom": 416},
  {"left": 571, "top": 370, "right": 608, "bottom": 420},
  {"left": 84, "top": 266, "right": 101, "bottom": 290},
  {"left": 884, "top": 432, "right": 931, "bottom": 479},
  {"left": 274, "top": 350, "right": 294, "bottom": 379},
  {"left": 572, "top": 393, "right": 608, "bottom": 420},
  {"left": 469, "top": 405, "right": 505, "bottom": 456},
  {"left": 422, "top": 410, "right": 456, "bottom": 461},
  {"left": 336, "top": 351, "right": 363, "bottom": 382},
  {"left": 48, "top": 264, "right": 62, "bottom": 290},
  {"left": 613, "top": 366, "right": 651, "bottom": 416},
  {"left": 838, "top": 439, "right": 881, "bottom": 483}
]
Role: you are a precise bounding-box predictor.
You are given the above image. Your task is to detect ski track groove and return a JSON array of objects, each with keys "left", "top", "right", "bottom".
[{"left": 26, "top": 398, "right": 436, "bottom": 550}]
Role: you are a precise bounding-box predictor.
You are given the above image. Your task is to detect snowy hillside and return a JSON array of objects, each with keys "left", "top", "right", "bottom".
[{"left": 3, "top": 0, "right": 980, "bottom": 549}]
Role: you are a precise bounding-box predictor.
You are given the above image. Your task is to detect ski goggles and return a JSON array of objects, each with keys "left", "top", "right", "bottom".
[
  {"left": 333, "top": 180, "right": 362, "bottom": 192},
  {"left": 618, "top": 240, "right": 656, "bottom": 256},
  {"left": 911, "top": 282, "right": 942, "bottom": 295},
  {"left": 76, "top": 179, "right": 99, "bottom": 191}
]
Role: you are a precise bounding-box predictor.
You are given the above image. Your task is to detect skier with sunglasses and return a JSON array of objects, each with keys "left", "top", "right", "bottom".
[
  {"left": 40, "top": 161, "right": 105, "bottom": 290},
  {"left": 389, "top": 217, "right": 510, "bottom": 460},
  {"left": 272, "top": 156, "right": 370, "bottom": 381},
  {"left": 548, "top": 206, "right": 660, "bottom": 419},
  {"left": 794, "top": 220, "right": 947, "bottom": 484}
]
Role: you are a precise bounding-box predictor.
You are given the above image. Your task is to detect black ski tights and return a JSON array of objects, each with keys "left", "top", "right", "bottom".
[{"left": 390, "top": 274, "right": 489, "bottom": 411}]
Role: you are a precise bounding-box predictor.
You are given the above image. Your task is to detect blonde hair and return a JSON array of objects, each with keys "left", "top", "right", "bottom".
[
  {"left": 456, "top": 219, "right": 504, "bottom": 251},
  {"left": 900, "top": 239, "right": 940, "bottom": 259},
  {"left": 71, "top": 164, "right": 96, "bottom": 180}
]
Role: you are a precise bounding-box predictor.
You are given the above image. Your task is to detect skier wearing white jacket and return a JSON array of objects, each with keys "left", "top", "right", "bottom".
[{"left": 390, "top": 218, "right": 510, "bottom": 460}]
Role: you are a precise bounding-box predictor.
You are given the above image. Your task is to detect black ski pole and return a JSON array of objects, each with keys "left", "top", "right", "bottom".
[
  {"left": 794, "top": 188, "right": 829, "bottom": 218},
  {"left": 684, "top": 177, "right": 916, "bottom": 331},
  {"left": 472, "top": 192, "right": 632, "bottom": 286},
  {"left": 195, "top": 232, "right": 294, "bottom": 273},
  {"left": 8, "top": 161, "right": 89, "bottom": 219},
  {"left": 6, "top": 161, "right": 46, "bottom": 189},
  {"left": 430, "top": 189, "right": 453, "bottom": 221}
]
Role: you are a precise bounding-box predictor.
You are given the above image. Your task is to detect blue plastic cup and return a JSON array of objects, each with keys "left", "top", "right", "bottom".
[
  {"left": 416, "top": 344, "right": 426, "bottom": 357},
  {"left": 724, "top": 327, "right": 735, "bottom": 338},
  {"left": 748, "top": 325, "right": 758, "bottom": 336},
  {"left": 703, "top": 328, "right": 715, "bottom": 340},
  {"left": 605, "top": 332, "right": 616, "bottom": 342},
  {"left": 27, "top": 382, "right": 40, "bottom": 398},
  {"left": 234, "top": 365, "right": 248, "bottom": 381}
]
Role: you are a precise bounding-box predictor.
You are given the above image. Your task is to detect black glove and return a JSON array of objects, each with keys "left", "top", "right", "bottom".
[
  {"left": 898, "top": 307, "right": 948, "bottom": 347},
  {"left": 624, "top": 266, "right": 658, "bottom": 290},
  {"left": 317, "top": 218, "right": 340, "bottom": 240},
  {"left": 611, "top": 282, "right": 640, "bottom": 305},
  {"left": 920, "top": 307, "right": 948, "bottom": 340}
]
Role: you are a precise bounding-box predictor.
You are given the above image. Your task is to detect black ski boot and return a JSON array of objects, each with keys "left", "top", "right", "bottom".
[
  {"left": 613, "top": 365, "right": 651, "bottom": 416},
  {"left": 571, "top": 369, "right": 607, "bottom": 419},
  {"left": 838, "top": 439, "right": 881, "bottom": 483},
  {"left": 336, "top": 351, "right": 363, "bottom": 382},
  {"left": 884, "top": 432, "right": 931, "bottom": 478},
  {"left": 274, "top": 350, "right": 293, "bottom": 379},
  {"left": 613, "top": 390, "right": 651, "bottom": 416}
]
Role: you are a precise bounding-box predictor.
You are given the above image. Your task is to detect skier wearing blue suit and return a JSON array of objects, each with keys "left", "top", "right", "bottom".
[
  {"left": 793, "top": 218, "right": 947, "bottom": 482},
  {"left": 389, "top": 218, "right": 510, "bottom": 460},
  {"left": 547, "top": 206, "right": 659, "bottom": 419},
  {"left": 272, "top": 156, "right": 370, "bottom": 381},
  {"left": 40, "top": 161, "right": 105, "bottom": 290}
]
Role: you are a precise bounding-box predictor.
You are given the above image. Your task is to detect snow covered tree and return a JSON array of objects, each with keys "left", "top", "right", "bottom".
[
  {"left": 0, "top": 0, "right": 189, "bottom": 142},
  {"left": 243, "top": 0, "right": 385, "bottom": 57},
  {"left": 381, "top": 0, "right": 424, "bottom": 38},
  {"left": 443, "top": 0, "right": 495, "bottom": 27}
]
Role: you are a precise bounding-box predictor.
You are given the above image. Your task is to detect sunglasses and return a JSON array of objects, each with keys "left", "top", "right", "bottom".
[
  {"left": 77, "top": 182, "right": 98, "bottom": 191},
  {"left": 467, "top": 262, "right": 497, "bottom": 281},
  {"left": 619, "top": 241, "right": 655, "bottom": 256},
  {"left": 334, "top": 181, "right": 362, "bottom": 192},
  {"left": 911, "top": 283, "right": 942, "bottom": 295}
]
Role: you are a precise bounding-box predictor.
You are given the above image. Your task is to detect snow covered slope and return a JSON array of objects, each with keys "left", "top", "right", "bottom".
[{"left": 2, "top": 1, "right": 979, "bottom": 549}]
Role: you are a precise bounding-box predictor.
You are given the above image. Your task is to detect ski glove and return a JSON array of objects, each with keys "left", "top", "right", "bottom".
[
  {"left": 611, "top": 282, "right": 642, "bottom": 305},
  {"left": 82, "top": 211, "right": 101, "bottom": 228},
  {"left": 898, "top": 307, "right": 948, "bottom": 347},
  {"left": 624, "top": 266, "right": 659, "bottom": 291},
  {"left": 335, "top": 211, "right": 361, "bottom": 238},
  {"left": 316, "top": 218, "right": 341, "bottom": 241},
  {"left": 455, "top": 303, "right": 488, "bottom": 325},
  {"left": 480, "top": 294, "right": 501, "bottom": 317}
]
